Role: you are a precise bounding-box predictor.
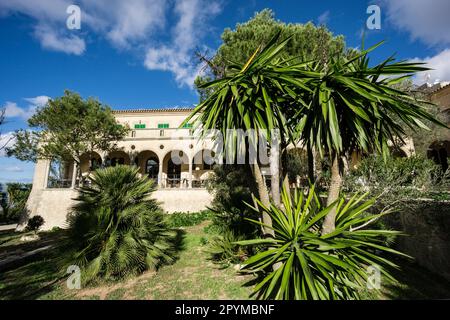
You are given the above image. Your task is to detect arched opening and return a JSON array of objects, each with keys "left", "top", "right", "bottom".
[
  {"left": 80, "top": 152, "right": 102, "bottom": 174},
  {"left": 135, "top": 150, "right": 159, "bottom": 180},
  {"left": 105, "top": 150, "right": 130, "bottom": 167},
  {"left": 163, "top": 150, "right": 189, "bottom": 188},
  {"left": 47, "top": 159, "right": 74, "bottom": 188},
  {"left": 192, "top": 149, "right": 216, "bottom": 187},
  {"left": 145, "top": 158, "right": 159, "bottom": 180}
]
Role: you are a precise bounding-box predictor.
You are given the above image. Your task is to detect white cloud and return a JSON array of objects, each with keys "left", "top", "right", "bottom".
[
  {"left": 24, "top": 95, "right": 50, "bottom": 107},
  {"left": 411, "top": 49, "right": 450, "bottom": 84},
  {"left": 144, "top": 0, "right": 222, "bottom": 87},
  {"left": 104, "top": 0, "right": 167, "bottom": 48},
  {"left": 2, "top": 96, "right": 50, "bottom": 120},
  {"left": 3, "top": 102, "right": 35, "bottom": 119},
  {"left": 317, "top": 11, "right": 330, "bottom": 25},
  {"left": 382, "top": 0, "right": 450, "bottom": 47},
  {"left": 0, "top": 131, "right": 15, "bottom": 157},
  {"left": 3, "top": 165, "right": 24, "bottom": 173},
  {"left": 0, "top": 0, "right": 221, "bottom": 86},
  {"left": 0, "top": 0, "right": 168, "bottom": 52},
  {"left": 34, "top": 24, "right": 85, "bottom": 55}
]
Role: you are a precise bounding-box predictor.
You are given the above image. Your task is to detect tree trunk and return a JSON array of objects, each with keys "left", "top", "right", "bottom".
[
  {"left": 252, "top": 162, "right": 274, "bottom": 238},
  {"left": 307, "top": 144, "right": 315, "bottom": 183},
  {"left": 321, "top": 153, "right": 343, "bottom": 235},
  {"left": 270, "top": 143, "right": 281, "bottom": 207}
]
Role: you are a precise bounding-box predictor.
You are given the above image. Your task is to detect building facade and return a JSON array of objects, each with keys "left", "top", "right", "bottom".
[
  {"left": 22, "top": 108, "right": 218, "bottom": 230},
  {"left": 425, "top": 83, "right": 450, "bottom": 172},
  {"left": 22, "top": 103, "right": 422, "bottom": 230}
]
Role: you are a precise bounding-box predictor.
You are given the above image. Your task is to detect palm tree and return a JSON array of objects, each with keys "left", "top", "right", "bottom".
[
  {"left": 292, "top": 42, "right": 446, "bottom": 234},
  {"left": 185, "top": 34, "right": 445, "bottom": 238},
  {"left": 183, "top": 33, "right": 310, "bottom": 236},
  {"left": 68, "top": 165, "right": 176, "bottom": 282}
]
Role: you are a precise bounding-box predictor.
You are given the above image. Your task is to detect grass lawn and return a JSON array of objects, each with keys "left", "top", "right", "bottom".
[
  {"left": 0, "top": 221, "right": 254, "bottom": 300},
  {"left": 0, "top": 218, "right": 449, "bottom": 300}
]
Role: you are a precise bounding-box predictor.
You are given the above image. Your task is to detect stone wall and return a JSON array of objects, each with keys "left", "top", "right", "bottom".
[
  {"left": 385, "top": 200, "right": 450, "bottom": 281},
  {"left": 19, "top": 188, "right": 213, "bottom": 231}
]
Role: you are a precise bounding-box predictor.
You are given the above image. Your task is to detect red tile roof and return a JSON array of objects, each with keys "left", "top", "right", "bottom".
[{"left": 113, "top": 107, "right": 195, "bottom": 114}]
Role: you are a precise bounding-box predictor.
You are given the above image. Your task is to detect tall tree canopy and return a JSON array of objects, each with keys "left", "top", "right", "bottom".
[
  {"left": 7, "top": 90, "right": 128, "bottom": 180},
  {"left": 190, "top": 9, "right": 351, "bottom": 234},
  {"left": 195, "top": 9, "right": 348, "bottom": 100},
  {"left": 188, "top": 30, "right": 445, "bottom": 236}
]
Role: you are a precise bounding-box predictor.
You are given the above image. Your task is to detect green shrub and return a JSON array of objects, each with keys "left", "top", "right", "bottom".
[
  {"left": 25, "top": 215, "right": 45, "bottom": 233},
  {"left": 344, "top": 155, "right": 447, "bottom": 197},
  {"left": 68, "top": 165, "right": 177, "bottom": 282},
  {"left": 166, "top": 210, "right": 212, "bottom": 228},
  {"left": 283, "top": 148, "right": 309, "bottom": 185},
  {"left": 206, "top": 164, "right": 260, "bottom": 236},
  {"left": 237, "top": 183, "right": 407, "bottom": 300},
  {"left": 206, "top": 230, "right": 248, "bottom": 265},
  {"left": 0, "top": 183, "right": 32, "bottom": 223},
  {"left": 344, "top": 154, "right": 449, "bottom": 217}
]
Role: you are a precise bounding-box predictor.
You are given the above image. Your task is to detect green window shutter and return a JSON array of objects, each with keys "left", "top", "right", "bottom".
[
  {"left": 182, "top": 123, "right": 192, "bottom": 128},
  {"left": 135, "top": 123, "right": 146, "bottom": 129},
  {"left": 158, "top": 123, "right": 169, "bottom": 129},
  {"left": 134, "top": 124, "right": 140, "bottom": 129}
]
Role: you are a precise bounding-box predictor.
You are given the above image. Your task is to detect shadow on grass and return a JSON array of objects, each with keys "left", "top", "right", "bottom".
[
  {"left": 238, "top": 257, "right": 450, "bottom": 300},
  {"left": 0, "top": 230, "right": 67, "bottom": 261},
  {"left": 383, "top": 257, "right": 450, "bottom": 300},
  {"left": 0, "top": 228, "right": 188, "bottom": 300},
  {"left": 155, "top": 228, "right": 187, "bottom": 270},
  {"left": 0, "top": 248, "right": 67, "bottom": 300}
]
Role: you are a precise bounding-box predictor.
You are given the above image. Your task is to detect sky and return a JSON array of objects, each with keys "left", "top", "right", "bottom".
[{"left": 1, "top": 0, "right": 450, "bottom": 184}]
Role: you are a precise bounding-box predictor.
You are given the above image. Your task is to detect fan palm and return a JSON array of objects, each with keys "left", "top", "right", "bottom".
[{"left": 67, "top": 165, "right": 176, "bottom": 282}]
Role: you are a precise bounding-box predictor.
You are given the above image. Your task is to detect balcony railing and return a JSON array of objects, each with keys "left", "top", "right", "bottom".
[
  {"left": 126, "top": 128, "right": 197, "bottom": 139},
  {"left": 47, "top": 179, "right": 72, "bottom": 189}
]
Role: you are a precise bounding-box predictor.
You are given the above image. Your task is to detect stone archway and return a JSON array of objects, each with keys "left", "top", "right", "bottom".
[
  {"left": 162, "top": 150, "right": 189, "bottom": 188},
  {"left": 135, "top": 150, "right": 160, "bottom": 180},
  {"left": 105, "top": 150, "right": 131, "bottom": 167},
  {"left": 80, "top": 151, "right": 102, "bottom": 174},
  {"left": 192, "top": 149, "right": 216, "bottom": 187}
]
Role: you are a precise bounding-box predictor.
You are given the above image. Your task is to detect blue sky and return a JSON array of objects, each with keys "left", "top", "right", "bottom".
[{"left": 1, "top": 0, "right": 450, "bottom": 184}]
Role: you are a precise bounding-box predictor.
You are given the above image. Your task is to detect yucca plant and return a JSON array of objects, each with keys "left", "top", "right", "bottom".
[
  {"left": 207, "top": 230, "right": 248, "bottom": 265},
  {"left": 292, "top": 42, "right": 447, "bottom": 234},
  {"left": 236, "top": 181, "right": 408, "bottom": 300},
  {"left": 67, "top": 165, "right": 176, "bottom": 282}
]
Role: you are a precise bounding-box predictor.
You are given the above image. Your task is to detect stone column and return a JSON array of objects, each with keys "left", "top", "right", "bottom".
[
  {"left": 71, "top": 161, "right": 78, "bottom": 188},
  {"left": 43, "top": 159, "right": 51, "bottom": 188},
  {"left": 158, "top": 161, "right": 163, "bottom": 188},
  {"left": 188, "top": 158, "right": 193, "bottom": 189}
]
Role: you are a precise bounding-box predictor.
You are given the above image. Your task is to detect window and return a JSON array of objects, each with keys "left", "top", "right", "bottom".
[
  {"left": 134, "top": 123, "right": 146, "bottom": 129},
  {"left": 182, "top": 123, "right": 193, "bottom": 128},
  {"left": 47, "top": 159, "right": 73, "bottom": 188},
  {"left": 158, "top": 123, "right": 169, "bottom": 129}
]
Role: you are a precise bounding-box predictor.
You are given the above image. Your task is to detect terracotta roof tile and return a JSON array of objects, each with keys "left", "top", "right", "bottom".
[{"left": 113, "top": 107, "right": 195, "bottom": 114}]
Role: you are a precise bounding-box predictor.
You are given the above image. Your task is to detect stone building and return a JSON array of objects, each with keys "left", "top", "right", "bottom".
[
  {"left": 421, "top": 82, "right": 450, "bottom": 172},
  {"left": 23, "top": 107, "right": 218, "bottom": 230}
]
